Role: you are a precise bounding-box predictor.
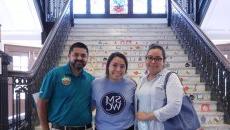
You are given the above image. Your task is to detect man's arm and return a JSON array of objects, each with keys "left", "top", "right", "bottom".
[{"left": 37, "top": 98, "right": 49, "bottom": 130}]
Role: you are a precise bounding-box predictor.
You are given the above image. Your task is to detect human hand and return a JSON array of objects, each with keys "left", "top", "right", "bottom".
[{"left": 136, "top": 112, "right": 155, "bottom": 121}]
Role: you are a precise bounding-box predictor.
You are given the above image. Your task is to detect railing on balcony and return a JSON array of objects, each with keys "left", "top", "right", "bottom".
[
  {"left": 34, "top": 0, "right": 73, "bottom": 43},
  {"left": 45, "top": 0, "right": 69, "bottom": 22},
  {"left": 168, "top": 0, "right": 230, "bottom": 124},
  {"left": 175, "top": 0, "right": 212, "bottom": 24},
  {"left": 0, "top": 0, "right": 73, "bottom": 129},
  {"left": 196, "top": 0, "right": 212, "bottom": 24},
  {"left": 175, "top": 0, "right": 196, "bottom": 20}
]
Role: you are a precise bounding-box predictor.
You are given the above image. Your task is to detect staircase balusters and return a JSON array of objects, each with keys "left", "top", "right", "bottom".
[
  {"left": 3, "top": 0, "right": 73, "bottom": 129},
  {"left": 169, "top": 0, "right": 230, "bottom": 124}
]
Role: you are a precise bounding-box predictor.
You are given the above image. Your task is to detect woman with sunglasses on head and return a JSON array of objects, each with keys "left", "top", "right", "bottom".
[
  {"left": 92, "top": 52, "right": 136, "bottom": 130},
  {"left": 135, "top": 44, "right": 184, "bottom": 130}
]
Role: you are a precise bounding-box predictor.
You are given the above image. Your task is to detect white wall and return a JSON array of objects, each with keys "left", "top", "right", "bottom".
[
  {"left": 0, "top": 0, "right": 42, "bottom": 50},
  {"left": 201, "top": 0, "right": 230, "bottom": 45},
  {"left": 0, "top": 43, "right": 2, "bottom": 51}
]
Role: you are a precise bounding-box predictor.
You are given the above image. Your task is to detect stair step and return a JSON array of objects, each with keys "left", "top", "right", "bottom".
[
  {"left": 182, "top": 83, "right": 206, "bottom": 92},
  {"left": 63, "top": 50, "right": 186, "bottom": 57},
  {"left": 66, "top": 40, "right": 180, "bottom": 45},
  {"left": 60, "top": 56, "right": 188, "bottom": 64},
  {"left": 58, "top": 62, "right": 197, "bottom": 76},
  {"left": 187, "top": 91, "right": 211, "bottom": 101},
  {"left": 179, "top": 75, "right": 201, "bottom": 83},
  {"left": 65, "top": 44, "right": 183, "bottom": 51},
  {"left": 169, "top": 67, "right": 197, "bottom": 75},
  {"left": 84, "top": 61, "right": 191, "bottom": 70},
  {"left": 194, "top": 101, "right": 217, "bottom": 112},
  {"left": 198, "top": 112, "right": 224, "bottom": 125},
  {"left": 58, "top": 63, "right": 198, "bottom": 79},
  {"left": 201, "top": 124, "right": 230, "bottom": 130},
  {"left": 166, "top": 61, "right": 192, "bottom": 68},
  {"left": 73, "top": 24, "right": 169, "bottom": 29},
  {"left": 130, "top": 62, "right": 192, "bottom": 69},
  {"left": 71, "top": 28, "right": 173, "bottom": 33},
  {"left": 68, "top": 36, "right": 177, "bottom": 41},
  {"left": 69, "top": 32, "right": 175, "bottom": 37},
  {"left": 64, "top": 45, "right": 182, "bottom": 53}
]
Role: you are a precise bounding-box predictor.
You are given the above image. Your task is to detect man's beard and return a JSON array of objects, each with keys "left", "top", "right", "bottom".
[{"left": 70, "top": 60, "right": 86, "bottom": 70}]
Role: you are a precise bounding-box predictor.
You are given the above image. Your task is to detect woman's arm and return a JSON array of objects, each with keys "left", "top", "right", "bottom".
[{"left": 153, "top": 73, "right": 184, "bottom": 122}]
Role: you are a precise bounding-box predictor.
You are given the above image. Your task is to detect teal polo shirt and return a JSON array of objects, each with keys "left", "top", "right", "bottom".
[{"left": 39, "top": 64, "right": 94, "bottom": 126}]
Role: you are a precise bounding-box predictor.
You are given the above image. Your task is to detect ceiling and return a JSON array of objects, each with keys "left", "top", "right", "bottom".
[
  {"left": 0, "top": 0, "right": 42, "bottom": 48},
  {"left": 201, "top": 0, "right": 230, "bottom": 45}
]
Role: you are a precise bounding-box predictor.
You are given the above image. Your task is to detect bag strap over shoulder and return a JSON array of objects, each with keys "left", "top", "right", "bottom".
[
  {"left": 163, "top": 72, "right": 175, "bottom": 104},
  {"left": 163, "top": 71, "right": 185, "bottom": 104},
  {"left": 163, "top": 71, "right": 184, "bottom": 91},
  {"left": 163, "top": 71, "right": 176, "bottom": 90}
]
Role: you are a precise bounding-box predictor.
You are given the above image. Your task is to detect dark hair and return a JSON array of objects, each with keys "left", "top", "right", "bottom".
[
  {"left": 69, "top": 42, "right": 89, "bottom": 54},
  {"left": 106, "top": 52, "right": 128, "bottom": 78},
  {"left": 147, "top": 44, "right": 166, "bottom": 60}
]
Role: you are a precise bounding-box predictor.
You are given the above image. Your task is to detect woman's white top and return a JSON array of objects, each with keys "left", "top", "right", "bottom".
[{"left": 135, "top": 68, "right": 184, "bottom": 130}]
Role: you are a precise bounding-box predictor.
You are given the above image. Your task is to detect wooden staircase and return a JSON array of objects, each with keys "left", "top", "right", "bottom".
[{"left": 56, "top": 22, "right": 230, "bottom": 130}]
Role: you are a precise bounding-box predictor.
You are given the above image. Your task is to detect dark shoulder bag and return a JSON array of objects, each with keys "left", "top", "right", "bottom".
[{"left": 163, "top": 72, "right": 201, "bottom": 130}]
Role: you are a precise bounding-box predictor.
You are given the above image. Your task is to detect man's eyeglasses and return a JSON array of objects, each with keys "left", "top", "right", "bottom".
[{"left": 145, "top": 56, "right": 163, "bottom": 62}]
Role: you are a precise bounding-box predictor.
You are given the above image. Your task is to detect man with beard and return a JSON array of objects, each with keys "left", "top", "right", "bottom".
[{"left": 37, "top": 42, "right": 94, "bottom": 130}]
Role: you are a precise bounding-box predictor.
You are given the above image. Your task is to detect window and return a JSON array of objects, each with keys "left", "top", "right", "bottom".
[
  {"left": 74, "top": 0, "right": 87, "bottom": 14},
  {"left": 91, "top": 0, "right": 105, "bottom": 14},
  {"left": 110, "top": 0, "right": 128, "bottom": 14},
  {"left": 152, "top": 0, "right": 166, "bottom": 14},
  {"left": 13, "top": 55, "right": 28, "bottom": 71},
  {"left": 133, "top": 0, "right": 147, "bottom": 14},
  {"left": 73, "top": 0, "right": 167, "bottom": 17},
  {"left": 12, "top": 55, "right": 29, "bottom": 99}
]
